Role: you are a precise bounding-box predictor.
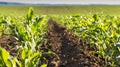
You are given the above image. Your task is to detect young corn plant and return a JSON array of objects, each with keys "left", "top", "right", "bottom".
[
  {"left": 53, "top": 14, "right": 120, "bottom": 66},
  {"left": 0, "top": 8, "right": 48, "bottom": 67},
  {"left": 0, "top": 8, "right": 120, "bottom": 66}
]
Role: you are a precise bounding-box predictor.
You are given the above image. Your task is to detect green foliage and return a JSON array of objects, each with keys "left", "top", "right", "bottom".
[
  {"left": 0, "top": 7, "right": 120, "bottom": 66},
  {"left": 52, "top": 13, "right": 120, "bottom": 66},
  {"left": 27, "top": 7, "right": 34, "bottom": 21},
  {"left": 0, "top": 8, "right": 48, "bottom": 67},
  {"left": 40, "top": 64, "right": 47, "bottom": 67},
  {"left": 1, "top": 6, "right": 120, "bottom": 16},
  {"left": 0, "top": 47, "right": 10, "bottom": 67}
]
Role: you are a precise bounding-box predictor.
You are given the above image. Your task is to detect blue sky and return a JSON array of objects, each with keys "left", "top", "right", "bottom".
[{"left": 0, "top": 0, "right": 120, "bottom": 4}]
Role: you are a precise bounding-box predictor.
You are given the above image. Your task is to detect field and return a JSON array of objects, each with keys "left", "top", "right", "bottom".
[
  {"left": 0, "top": 6, "right": 120, "bottom": 67},
  {"left": 1, "top": 5, "right": 120, "bottom": 16}
]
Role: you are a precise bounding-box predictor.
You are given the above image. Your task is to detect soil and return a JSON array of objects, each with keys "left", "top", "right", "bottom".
[
  {"left": 0, "top": 19, "right": 108, "bottom": 67},
  {"left": 46, "top": 19, "right": 107, "bottom": 67},
  {"left": 0, "top": 35, "right": 20, "bottom": 56}
]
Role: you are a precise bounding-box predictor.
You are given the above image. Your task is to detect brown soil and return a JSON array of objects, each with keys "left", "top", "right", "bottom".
[
  {"left": 0, "top": 35, "right": 20, "bottom": 56},
  {"left": 0, "top": 19, "right": 108, "bottom": 67},
  {"left": 46, "top": 19, "right": 107, "bottom": 67}
]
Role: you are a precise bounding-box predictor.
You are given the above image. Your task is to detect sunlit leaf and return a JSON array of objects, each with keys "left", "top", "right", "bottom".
[
  {"left": 40, "top": 64, "right": 47, "bottom": 67},
  {"left": 27, "top": 7, "right": 34, "bottom": 21},
  {"left": 0, "top": 47, "right": 9, "bottom": 64}
]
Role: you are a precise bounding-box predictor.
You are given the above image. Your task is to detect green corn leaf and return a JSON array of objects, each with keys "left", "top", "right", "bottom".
[
  {"left": 22, "top": 48, "right": 26, "bottom": 59},
  {"left": 40, "top": 64, "right": 47, "bottom": 67},
  {"left": 13, "top": 59, "right": 16, "bottom": 67},
  {"left": 6, "top": 59, "right": 13, "bottom": 67},
  {"left": 47, "top": 51, "right": 54, "bottom": 55},
  {"left": 15, "top": 58, "right": 22, "bottom": 67},
  {"left": 30, "top": 52, "right": 40, "bottom": 61},
  {"left": 27, "top": 7, "right": 34, "bottom": 21},
  {"left": 22, "top": 48, "right": 32, "bottom": 59},
  {"left": 0, "top": 47, "right": 9, "bottom": 65}
]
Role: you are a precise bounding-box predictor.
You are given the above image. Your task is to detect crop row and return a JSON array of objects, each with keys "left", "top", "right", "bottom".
[{"left": 0, "top": 8, "right": 120, "bottom": 67}]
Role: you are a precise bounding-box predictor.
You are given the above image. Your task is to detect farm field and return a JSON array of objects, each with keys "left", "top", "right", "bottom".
[
  {"left": 0, "top": 5, "right": 120, "bottom": 16},
  {"left": 0, "top": 6, "right": 120, "bottom": 67}
]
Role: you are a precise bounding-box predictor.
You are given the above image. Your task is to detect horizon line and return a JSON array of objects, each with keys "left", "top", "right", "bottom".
[{"left": 0, "top": 1, "right": 120, "bottom": 5}]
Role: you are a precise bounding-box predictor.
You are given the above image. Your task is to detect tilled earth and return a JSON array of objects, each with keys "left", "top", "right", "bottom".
[
  {"left": 46, "top": 19, "right": 107, "bottom": 67},
  {"left": 0, "top": 19, "right": 108, "bottom": 67},
  {"left": 0, "top": 35, "right": 20, "bottom": 56}
]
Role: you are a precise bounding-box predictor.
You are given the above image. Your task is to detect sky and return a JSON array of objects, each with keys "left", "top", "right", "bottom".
[{"left": 0, "top": 0, "right": 120, "bottom": 4}]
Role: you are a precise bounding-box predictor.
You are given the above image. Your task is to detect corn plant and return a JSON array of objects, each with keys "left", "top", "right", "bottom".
[
  {"left": 52, "top": 13, "right": 120, "bottom": 66},
  {"left": 0, "top": 8, "right": 120, "bottom": 66},
  {"left": 0, "top": 8, "right": 48, "bottom": 67}
]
